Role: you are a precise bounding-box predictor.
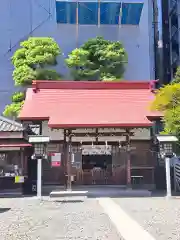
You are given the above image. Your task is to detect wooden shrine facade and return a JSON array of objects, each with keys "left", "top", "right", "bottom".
[
  {"left": 19, "top": 81, "right": 162, "bottom": 189},
  {"left": 38, "top": 124, "right": 156, "bottom": 188}
]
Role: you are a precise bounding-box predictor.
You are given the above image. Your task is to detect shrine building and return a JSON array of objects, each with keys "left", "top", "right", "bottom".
[{"left": 18, "top": 80, "right": 162, "bottom": 189}]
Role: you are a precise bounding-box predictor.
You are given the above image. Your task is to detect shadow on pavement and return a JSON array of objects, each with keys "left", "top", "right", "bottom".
[
  {"left": 54, "top": 200, "right": 84, "bottom": 203},
  {"left": 2, "top": 185, "right": 180, "bottom": 199},
  {"left": 44, "top": 186, "right": 180, "bottom": 199},
  {"left": 0, "top": 208, "right": 11, "bottom": 213}
]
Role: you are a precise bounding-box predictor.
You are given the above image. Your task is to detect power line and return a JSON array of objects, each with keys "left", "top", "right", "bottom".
[
  {"left": 34, "top": 0, "right": 52, "bottom": 15},
  {"left": 29, "top": 0, "right": 33, "bottom": 36},
  {"left": 4, "top": 0, "right": 52, "bottom": 55},
  {"left": 8, "top": 0, "right": 12, "bottom": 52}
]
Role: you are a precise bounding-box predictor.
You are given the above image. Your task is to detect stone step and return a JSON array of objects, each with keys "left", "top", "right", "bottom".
[{"left": 50, "top": 190, "right": 88, "bottom": 198}]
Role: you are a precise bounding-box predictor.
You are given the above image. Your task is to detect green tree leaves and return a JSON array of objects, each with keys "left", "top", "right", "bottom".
[
  {"left": 12, "top": 65, "right": 36, "bottom": 86},
  {"left": 172, "top": 67, "right": 180, "bottom": 84},
  {"left": 3, "top": 36, "right": 128, "bottom": 118},
  {"left": 11, "top": 37, "right": 61, "bottom": 86},
  {"left": 11, "top": 92, "right": 25, "bottom": 103},
  {"left": 3, "top": 92, "right": 25, "bottom": 118},
  {"left": 3, "top": 37, "right": 62, "bottom": 118},
  {"left": 66, "top": 37, "right": 127, "bottom": 81},
  {"left": 152, "top": 66, "right": 180, "bottom": 138}
]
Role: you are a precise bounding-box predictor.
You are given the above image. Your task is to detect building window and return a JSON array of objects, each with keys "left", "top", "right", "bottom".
[
  {"left": 0, "top": 152, "right": 22, "bottom": 177},
  {"left": 100, "top": 2, "right": 121, "bottom": 25},
  {"left": 170, "top": 7, "right": 179, "bottom": 76},
  {"left": 78, "top": 2, "right": 98, "bottom": 25},
  {"left": 121, "top": 3, "right": 143, "bottom": 25},
  {"left": 56, "top": 1, "right": 144, "bottom": 26},
  {"left": 56, "top": 1, "right": 76, "bottom": 24},
  {"left": 169, "top": 0, "right": 177, "bottom": 13}
]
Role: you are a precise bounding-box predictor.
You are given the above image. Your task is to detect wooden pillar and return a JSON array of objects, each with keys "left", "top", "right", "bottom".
[
  {"left": 66, "top": 130, "right": 72, "bottom": 190},
  {"left": 23, "top": 148, "right": 29, "bottom": 176},
  {"left": 152, "top": 168, "right": 155, "bottom": 186},
  {"left": 126, "top": 130, "right": 131, "bottom": 187},
  {"left": 20, "top": 148, "right": 24, "bottom": 175},
  {"left": 62, "top": 129, "right": 67, "bottom": 187}
]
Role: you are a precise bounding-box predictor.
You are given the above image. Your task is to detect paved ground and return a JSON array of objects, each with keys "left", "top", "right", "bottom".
[
  {"left": 0, "top": 197, "right": 123, "bottom": 240},
  {"left": 99, "top": 198, "right": 155, "bottom": 240},
  {"left": 113, "top": 196, "right": 180, "bottom": 240}
]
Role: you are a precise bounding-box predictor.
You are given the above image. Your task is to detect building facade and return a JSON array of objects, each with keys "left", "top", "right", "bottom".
[
  {"left": 154, "top": 0, "right": 180, "bottom": 85},
  {"left": 169, "top": 0, "right": 180, "bottom": 79},
  {"left": 0, "top": 116, "right": 32, "bottom": 191},
  {"left": 0, "top": 0, "right": 155, "bottom": 113}
]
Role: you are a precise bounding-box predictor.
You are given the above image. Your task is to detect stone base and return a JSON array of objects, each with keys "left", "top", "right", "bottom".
[
  {"left": 121, "top": 189, "right": 152, "bottom": 197},
  {"left": 50, "top": 190, "right": 88, "bottom": 198}
]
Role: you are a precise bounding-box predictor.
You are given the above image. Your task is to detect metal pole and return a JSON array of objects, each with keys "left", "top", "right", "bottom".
[
  {"left": 118, "top": 2, "right": 122, "bottom": 40},
  {"left": 98, "top": 0, "right": 100, "bottom": 28},
  {"left": 37, "top": 158, "right": 42, "bottom": 199},
  {"left": 174, "top": 158, "right": 177, "bottom": 193},
  {"left": 165, "top": 157, "right": 171, "bottom": 197}
]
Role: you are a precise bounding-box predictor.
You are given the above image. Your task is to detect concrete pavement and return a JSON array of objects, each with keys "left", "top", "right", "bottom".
[
  {"left": 99, "top": 198, "right": 155, "bottom": 240},
  {"left": 0, "top": 197, "right": 123, "bottom": 240}
]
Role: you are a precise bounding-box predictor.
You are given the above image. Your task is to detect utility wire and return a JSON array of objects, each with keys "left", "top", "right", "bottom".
[
  {"left": 4, "top": 0, "right": 52, "bottom": 55},
  {"left": 29, "top": 0, "right": 33, "bottom": 36},
  {"left": 8, "top": 0, "right": 12, "bottom": 52},
  {"left": 34, "top": 0, "right": 52, "bottom": 15}
]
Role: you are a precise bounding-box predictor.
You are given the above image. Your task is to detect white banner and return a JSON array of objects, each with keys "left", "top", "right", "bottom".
[{"left": 51, "top": 153, "right": 61, "bottom": 162}]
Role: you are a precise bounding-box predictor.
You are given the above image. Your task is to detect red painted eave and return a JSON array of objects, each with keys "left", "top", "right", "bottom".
[
  {"left": 48, "top": 122, "right": 153, "bottom": 128},
  {"left": 19, "top": 116, "right": 49, "bottom": 121},
  {"left": 0, "top": 143, "right": 32, "bottom": 148},
  {"left": 32, "top": 80, "right": 151, "bottom": 90}
]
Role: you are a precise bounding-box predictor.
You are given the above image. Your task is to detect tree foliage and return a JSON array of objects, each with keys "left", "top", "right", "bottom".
[
  {"left": 12, "top": 65, "right": 36, "bottom": 86},
  {"left": 152, "top": 84, "right": 180, "bottom": 111},
  {"left": 3, "top": 37, "right": 62, "bottom": 118},
  {"left": 11, "top": 92, "right": 25, "bottom": 103},
  {"left": 172, "top": 66, "right": 180, "bottom": 84},
  {"left": 3, "top": 92, "right": 25, "bottom": 118},
  {"left": 12, "top": 37, "right": 61, "bottom": 86},
  {"left": 66, "top": 37, "right": 127, "bottom": 81},
  {"left": 152, "top": 66, "right": 180, "bottom": 137}
]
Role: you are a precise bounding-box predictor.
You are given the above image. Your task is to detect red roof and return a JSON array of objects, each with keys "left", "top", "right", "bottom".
[{"left": 19, "top": 81, "right": 162, "bottom": 128}]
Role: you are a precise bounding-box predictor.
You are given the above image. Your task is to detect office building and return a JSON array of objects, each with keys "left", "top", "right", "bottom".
[
  {"left": 153, "top": 0, "right": 180, "bottom": 85},
  {"left": 0, "top": 0, "right": 155, "bottom": 113}
]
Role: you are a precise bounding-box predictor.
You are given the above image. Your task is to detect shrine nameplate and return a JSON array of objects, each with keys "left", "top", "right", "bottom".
[{"left": 82, "top": 145, "right": 112, "bottom": 155}]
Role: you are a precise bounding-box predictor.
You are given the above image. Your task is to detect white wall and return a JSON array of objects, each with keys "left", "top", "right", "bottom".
[
  {"left": 42, "top": 121, "right": 151, "bottom": 141},
  {"left": 0, "top": 0, "right": 154, "bottom": 114}
]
